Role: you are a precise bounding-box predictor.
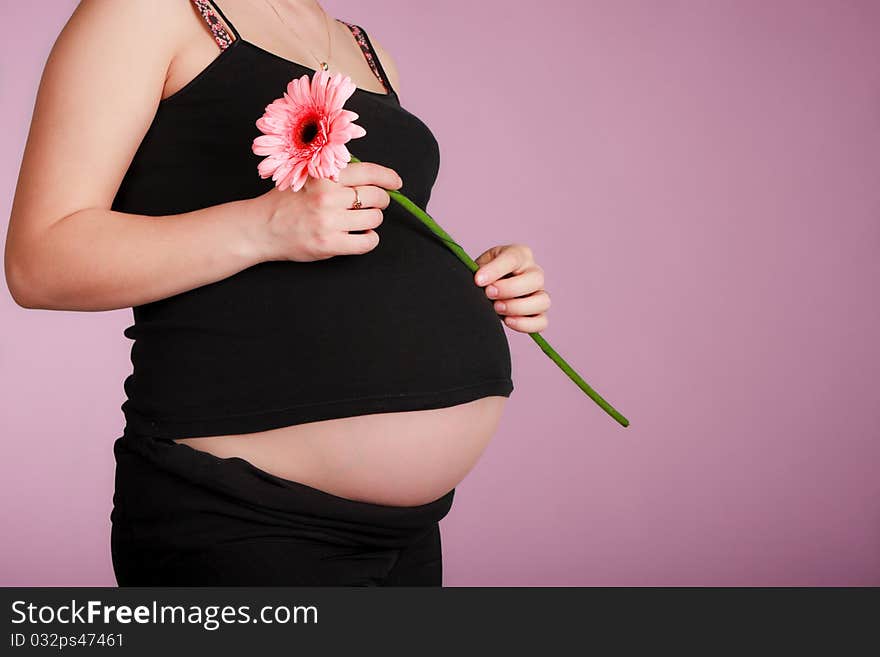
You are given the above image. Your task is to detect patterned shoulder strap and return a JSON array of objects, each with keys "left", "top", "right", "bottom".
[
  {"left": 191, "top": 0, "right": 240, "bottom": 51},
  {"left": 338, "top": 20, "right": 395, "bottom": 96}
]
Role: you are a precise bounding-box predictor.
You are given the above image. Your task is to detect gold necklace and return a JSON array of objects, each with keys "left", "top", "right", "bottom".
[{"left": 262, "top": 0, "right": 333, "bottom": 71}]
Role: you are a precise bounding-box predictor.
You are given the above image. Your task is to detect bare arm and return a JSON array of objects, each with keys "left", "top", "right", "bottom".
[
  {"left": 4, "top": 1, "right": 403, "bottom": 312},
  {"left": 4, "top": 0, "right": 266, "bottom": 312}
]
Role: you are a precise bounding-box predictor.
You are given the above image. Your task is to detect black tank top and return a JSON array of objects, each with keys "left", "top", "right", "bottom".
[{"left": 112, "top": 0, "right": 514, "bottom": 439}]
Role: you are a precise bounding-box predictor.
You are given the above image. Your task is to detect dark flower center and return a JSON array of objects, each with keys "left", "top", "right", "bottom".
[{"left": 299, "top": 120, "right": 319, "bottom": 144}]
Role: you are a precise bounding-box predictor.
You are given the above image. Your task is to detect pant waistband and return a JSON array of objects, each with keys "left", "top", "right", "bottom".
[{"left": 112, "top": 430, "right": 456, "bottom": 551}]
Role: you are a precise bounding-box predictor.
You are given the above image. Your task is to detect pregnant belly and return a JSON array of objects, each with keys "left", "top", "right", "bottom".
[{"left": 171, "top": 396, "right": 508, "bottom": 506}]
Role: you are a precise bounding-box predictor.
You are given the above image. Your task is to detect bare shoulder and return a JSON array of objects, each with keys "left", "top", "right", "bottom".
[
  {"left": 63, "top": 0, "right": 191, "bottom": 50},
  {"left": 365, "top": 33, "right": 402, "bottom": 95},
  {"left": 8, "top": 0, "right": 192, "bottom": 238}
]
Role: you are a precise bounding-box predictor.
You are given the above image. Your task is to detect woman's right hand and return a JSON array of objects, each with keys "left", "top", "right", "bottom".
[{"left": 252, "top": 160, "right": 404, "bottom": 263}]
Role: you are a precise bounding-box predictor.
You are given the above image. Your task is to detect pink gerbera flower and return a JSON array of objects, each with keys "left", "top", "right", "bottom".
[{"left": 252, "top": 68, "right": 367, "bottom": 192}]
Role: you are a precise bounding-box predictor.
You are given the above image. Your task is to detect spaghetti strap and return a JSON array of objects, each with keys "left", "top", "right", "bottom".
[
  {"left": 339, "top": 21, "right": 396, "bottom": 96},
  {"left": 191, "top": 0, "right": 241, "bottom": 49}
]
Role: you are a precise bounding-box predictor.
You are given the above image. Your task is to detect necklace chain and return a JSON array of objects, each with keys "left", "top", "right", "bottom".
[{"left": 262, "top": 0, "right": 333, "bottom": 71}]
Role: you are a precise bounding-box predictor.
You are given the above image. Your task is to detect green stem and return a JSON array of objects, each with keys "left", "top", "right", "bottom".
[{"left": 348, "top": 155, "right": 630, "bottom": 428}]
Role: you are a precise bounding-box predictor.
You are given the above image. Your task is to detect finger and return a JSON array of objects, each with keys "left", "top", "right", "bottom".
[
  {"left": 484, "top": 267, "right": 545, "bottom": 299},
  {"left": 331, "top": 229, "right": 381, "bottom": 255},
  {"left": 337, "top": 161, "right": 403, "bottom": 190},
  {"left": 474, "top": 249, "right": 519, "bottom": 286},
  {"left": 474, "top": 245, "right": 530, "bottom": 286},
  {"left": 339, "top": 184, "right": 390, "bottom": 209},
  {"left": 502, "top": 313, "right": 549, "bottom": 333},
  {"left": 492, "top": 290, "right": 550, "bottom": 316},
  {"left": 342, "top": 207, "right": 384, "bottom": 232},
  {"left": 474, "top": 246, "right": 502, "bottom": 268}
]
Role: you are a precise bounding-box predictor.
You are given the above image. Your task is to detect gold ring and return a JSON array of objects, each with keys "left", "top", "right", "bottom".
[{"left": 351, "top": 187, "right": 363, "bottom": 210}]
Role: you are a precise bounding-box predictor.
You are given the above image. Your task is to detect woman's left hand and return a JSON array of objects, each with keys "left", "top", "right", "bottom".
[{"left": 473, "top": 244, "right": 550, "bottom": 333}]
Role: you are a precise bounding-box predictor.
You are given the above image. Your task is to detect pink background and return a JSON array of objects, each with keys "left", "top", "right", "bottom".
[{"left": 2, "top": 0, "right": 878, "bottom": 586}]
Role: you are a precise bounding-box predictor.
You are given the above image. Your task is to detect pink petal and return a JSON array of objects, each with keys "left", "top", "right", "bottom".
[
  {"left": 290, "top": 160, "right": 310, "bottom": 192},
  {"left": 313, "top": 70, "right": 327, "bottom": 109},
  {"left": 252, "top": 134, "right": 287, "bottom": 156},
  {"left": 253, "top": 68, "right": 366, "bottom": 190},
  {"left": 271, "top": 159, "right": 294, "bottom": 184},
  {"left": 257, "top": 159, "right": 278, "bottom": 179}
]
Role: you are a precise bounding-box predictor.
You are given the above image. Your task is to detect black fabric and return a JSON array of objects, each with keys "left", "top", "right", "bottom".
[
  {"left": 111, "top": 429, "right": 453, "bottom": 586},
  {"left": 110, "top": 2, "right": 514, "bottom": 440}
]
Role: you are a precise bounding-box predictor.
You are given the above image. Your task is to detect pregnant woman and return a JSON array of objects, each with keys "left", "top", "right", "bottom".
[{"left": 6, "top": 0, "right": 550, "bottom": 586}]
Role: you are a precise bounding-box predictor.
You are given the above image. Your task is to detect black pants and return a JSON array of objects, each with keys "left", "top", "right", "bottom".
[{"left": 110, "top": 429, "right": 456, "bottom": 586}]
